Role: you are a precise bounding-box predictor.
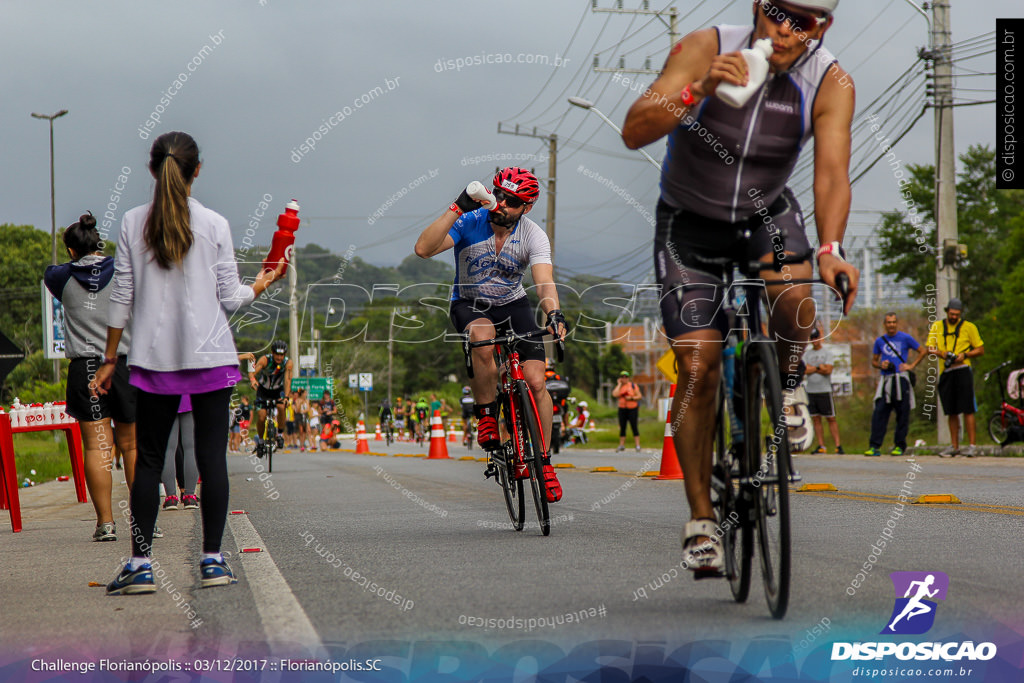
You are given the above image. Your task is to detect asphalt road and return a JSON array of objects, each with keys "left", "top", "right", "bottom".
[{"left": 2, "top": 440, "right": 1023, "bottom": 681}]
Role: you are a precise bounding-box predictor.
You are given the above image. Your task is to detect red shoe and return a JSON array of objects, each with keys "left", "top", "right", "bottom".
[
  {"left": 477, "top": 415, "right": 500, "bottom": 450},
  {"left": 542, "top": 462, "right": 562, "bottom": 502}
]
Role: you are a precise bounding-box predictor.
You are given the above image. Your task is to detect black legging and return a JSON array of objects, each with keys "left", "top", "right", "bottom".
[
  {"left": 618, "top": 407, "right": 639, "bottom": 437},
  {"left": 130, "top": 386, "right": 232, "bottom": 557}
]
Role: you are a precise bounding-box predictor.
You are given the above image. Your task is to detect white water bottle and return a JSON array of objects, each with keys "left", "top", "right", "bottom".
[
  {"left": 466, "top": 181, "right": 498, "bottom": 211},
  {"left": 716, "top": 38, "right": 773, "bottom": 108}
]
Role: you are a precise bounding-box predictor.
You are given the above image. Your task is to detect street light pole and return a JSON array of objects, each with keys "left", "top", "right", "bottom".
[
  {"left": 32, "top": 108, "right": 69, "bottom": 385},
  {"left": 567, "top": 97, "right": 661, "bottom": 170}
]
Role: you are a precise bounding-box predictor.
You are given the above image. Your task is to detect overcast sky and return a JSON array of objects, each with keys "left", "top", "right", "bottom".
[{"left": 0, "top": 0, "right": 1011, "bottom": 283}]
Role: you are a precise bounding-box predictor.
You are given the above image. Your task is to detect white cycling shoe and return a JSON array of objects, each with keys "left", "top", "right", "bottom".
[{"left": 682, "top": 518, "right": 725, "bottom": 578}]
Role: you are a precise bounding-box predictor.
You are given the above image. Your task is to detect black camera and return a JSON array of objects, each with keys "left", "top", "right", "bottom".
[{"left": 944, "top": 352, "right": 958, "bottom": 369}]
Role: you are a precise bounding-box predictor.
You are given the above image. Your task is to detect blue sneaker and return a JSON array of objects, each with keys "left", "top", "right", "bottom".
[
  {"left": 107, "top": 562, "right": 156, "bottom": 595},
  {"left": 200, "top": 558, "right": 238, "bottom": 588}
]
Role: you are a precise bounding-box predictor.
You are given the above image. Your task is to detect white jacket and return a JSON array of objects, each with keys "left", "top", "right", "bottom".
[{"left": 108, "top": 197, "right": 255, "bottom": 371}]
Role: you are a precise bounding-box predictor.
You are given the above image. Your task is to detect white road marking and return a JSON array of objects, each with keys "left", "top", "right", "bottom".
[{"left": 227, "top": 514, "right": 325, "bottom": 657}]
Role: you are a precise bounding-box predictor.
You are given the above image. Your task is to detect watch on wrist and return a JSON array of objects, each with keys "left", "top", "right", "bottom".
[
  {"left": 680, "top": 83, "right": 698, "bottom": 107},
  {"left": 816, "top": 241, "right": 847, "bottom": 263}
]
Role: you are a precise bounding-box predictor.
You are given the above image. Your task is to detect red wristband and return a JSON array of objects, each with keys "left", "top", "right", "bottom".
[
  {"left": 449, "top": 202, "right": 463, "bottom": 216},
  {"left": 680, "top": 83, "right": 697, "bottom": 107}
]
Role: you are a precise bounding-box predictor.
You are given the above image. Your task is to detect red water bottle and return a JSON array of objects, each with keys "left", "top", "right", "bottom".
[{"left": 263, "top": 199, "right": 301, "bottom": 271}]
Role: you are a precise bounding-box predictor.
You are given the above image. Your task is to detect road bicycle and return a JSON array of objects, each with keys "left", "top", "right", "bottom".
[
  {"left": 256, "top": 400, "right": 284, "bottom": 473},
  {"left": 462, "top": 416, "right": 475, "bottom": 450},
  {"left": 464, "top": 329, "right": 563, "bottom": 536},
  {"left": 382, "top": 416, "right": 395, "bottom": 446},
  {"left": 984, "top": 360, "right": 1024, "bottom": 445},
  {"left": 700, "top": 244, "right": 849, "bottom": 619}
]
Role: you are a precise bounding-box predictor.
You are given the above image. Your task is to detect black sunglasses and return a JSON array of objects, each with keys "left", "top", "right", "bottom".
[
  {"left": 492, "top": 187, "right": 529, "bottom": 209},
  {"left": 759, "top": 1, "right": 827, "bottom": 33}
]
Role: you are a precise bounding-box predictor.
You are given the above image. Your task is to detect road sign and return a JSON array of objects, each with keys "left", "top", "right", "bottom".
[
  {"left": 359, "top": 373, "right": 373, "bottom": 392},
  {"left": 656, "top": 350, "right": 677, "bottom": 383},
  {"left": 42, "top": 281, "right": 65, "bottom": 360},
  {"left": 299, "top": 354, "right": 316, "bottom": 369},
  {"left": 291, "top": 376, "right": 334, "bottom": 398},
  {"left": 349, "top": 373, "right": 358, "bottom": 389}
]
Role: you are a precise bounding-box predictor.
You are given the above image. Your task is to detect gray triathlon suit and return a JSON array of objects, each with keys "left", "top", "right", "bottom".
[{"left": 655, "top": 25, "right": 837, "bottom": 339}]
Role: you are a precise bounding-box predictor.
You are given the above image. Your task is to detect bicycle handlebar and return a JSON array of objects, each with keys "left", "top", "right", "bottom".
[{"left": 463, "top": 329, "right": 565, "bottom": 379}]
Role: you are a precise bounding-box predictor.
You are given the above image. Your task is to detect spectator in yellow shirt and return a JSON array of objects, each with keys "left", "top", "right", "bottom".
[{"left": 926, "top": 298, "right": 984, "bottom": 456}]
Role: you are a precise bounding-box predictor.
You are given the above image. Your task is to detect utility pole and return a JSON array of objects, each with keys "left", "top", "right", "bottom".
[
  {"left": 591, "top": 2, "right": 678, "bottom": 75},
  {"left": 496, "top": 123, "right": 558, "bottom": 263},
  {"left": 288, "top": 256, "right": 299, "bottom": 391},
  {"left": 924, "top": 0, "right": 960, "bottom": 445}
]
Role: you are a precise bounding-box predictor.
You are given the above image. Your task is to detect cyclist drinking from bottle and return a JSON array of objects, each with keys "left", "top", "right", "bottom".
[
  {"left": 415, "top": 167, "right": 567, "bottom": 502},
  {"left": 621, "top": 0, "right": 859, "bottom": 574},
  {"left": 249, "top": 339, "right": 293, "bottom": 452}
]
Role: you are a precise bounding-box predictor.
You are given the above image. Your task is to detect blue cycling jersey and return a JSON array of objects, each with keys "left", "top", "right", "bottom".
[{"left": 448, "top": 208, "right": 551, "bottom": 305}]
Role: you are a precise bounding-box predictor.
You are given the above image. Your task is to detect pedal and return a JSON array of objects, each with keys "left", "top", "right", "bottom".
[
  {"left": 692, "top": 568, "right": 726, "bottom": 581},
  {"left": 483, "top": 463, "right": 497, "bottom": 479}
]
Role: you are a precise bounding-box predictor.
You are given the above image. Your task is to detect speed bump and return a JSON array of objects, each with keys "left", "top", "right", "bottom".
[
  {"left": 591, "top": 466, "right": 618, "bottom": 473},
  {"left": 913, "top": 494, "right": 962, "bottom": 505},
  {"left": 798, "top": 483, "right": 838, "bottom": 492},
  {"left": 554, "top": 463, "right": 576, "bottom": 469}
]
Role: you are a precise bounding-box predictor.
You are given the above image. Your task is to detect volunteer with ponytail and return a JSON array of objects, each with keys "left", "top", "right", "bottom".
[{"left": 91, "top": 131, "right": 285, "bottom": 595}]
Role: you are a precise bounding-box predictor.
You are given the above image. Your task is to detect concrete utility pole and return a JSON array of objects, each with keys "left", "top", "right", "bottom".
[
  {"left": 928, "top": 0, "right": 959, "bottom": 445},
  {"left": 591, "top": 2, "right": 678, "bottom": 75},
  {"left": 288, "top": 256, "right": 299, "bottom": 389},
  {"left": 496, "top": 123, "right": 558, "bottom": 263}
]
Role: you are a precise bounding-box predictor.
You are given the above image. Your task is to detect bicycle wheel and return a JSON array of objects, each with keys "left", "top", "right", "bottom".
[
  {"left": 497, "top": 393, "right": 525, "bottom": 530},
  {"left": 713, "top": 376, "right": 752, "bottom": 603},
  {"left": 516, "top": 381, "right": 550, "bottom": 536},
  {"left": 989, "top": 413, "right": 1008, "bottom": 445},
  {"left": 744, "top": 340, "right": 791, "bottom": 619}
]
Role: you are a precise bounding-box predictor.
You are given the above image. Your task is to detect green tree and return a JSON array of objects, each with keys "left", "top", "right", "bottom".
[
  {"left": 0, "top": 225, "right": 50, "bottom": 354},
  {"left": 876, "top": 145, "right": 1024, "bottom": 314}
]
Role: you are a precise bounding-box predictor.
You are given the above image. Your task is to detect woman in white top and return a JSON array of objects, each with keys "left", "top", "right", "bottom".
[{"left": 92, "top": 131, "right": 284, "bottom": 595}]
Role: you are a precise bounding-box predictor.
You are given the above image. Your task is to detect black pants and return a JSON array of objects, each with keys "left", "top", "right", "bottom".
[
  {"left": 618, "top": 407, "right": 639, "bottom": 437},
  {"left": 869, "top": 378, "right": 911, "bottom": 450},
  {"left": 130, "top": 386, "right": 233, "bottom": 557}
]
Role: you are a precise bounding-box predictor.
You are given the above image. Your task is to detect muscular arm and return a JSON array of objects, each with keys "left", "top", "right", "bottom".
[
  {"left": 621, "top": 29, "right": 722, "bottom": 149},
  {"left": 414, "top": 210, "right": 458, "bottom": 259},
  {"left": 812, "top": 64, "right": 860, "bottom": 312},
  {"left": 249, "top": 355, "right": 268, "bottom": 388},
  {"left": 284, "top": 359, "right": 294, "bottom": 396},
  {"left": 531, "top": 262, "right": 566, "bottom": 339}
]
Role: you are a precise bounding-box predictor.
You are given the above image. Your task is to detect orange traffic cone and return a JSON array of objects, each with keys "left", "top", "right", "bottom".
[
  {"left": 374, "top": 423, "right": 383, "bottom": 441},
  {"left": 588, "top": 420, "right": 596, "bottom": 431},
  {"left": 448, "top": 423, "right": 457, "bottom": 442},
  {"left": 655, "top": 384, "right": 684, "bottom": 480},
  {"left": 355, "top": 419, "right": 370, "bottom": 454},
  {"left": 427, "top": 410, "right": 450, "bottom": 459}
]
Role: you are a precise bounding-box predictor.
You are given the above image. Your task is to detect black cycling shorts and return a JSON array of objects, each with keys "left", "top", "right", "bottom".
[
  {"left": 450, "top": 295, "right": 545, "bottom": 363},
  {"left": 654, "top": 189, "right": 811, "bottom": 340},
  {"left": 255, "top": 388, "right": 284, "bottom": 410},
  {"left": 66, "top": 356, "right": 137, "bottom": 423},
  {"left": 938, "top": 366, "right": 976, "bottom": 415}
]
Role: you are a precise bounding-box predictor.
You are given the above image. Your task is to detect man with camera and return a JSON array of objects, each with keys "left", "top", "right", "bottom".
[
  {"left": 926, "top": 298, "right": 984, "bottom": 456},
  {"left": 866, "top": 313, "right": 924, "bottom": 456}
]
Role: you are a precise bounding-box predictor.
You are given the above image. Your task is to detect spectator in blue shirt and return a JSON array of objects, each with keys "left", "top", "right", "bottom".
[{"left": 866, "top": 313, "right": 924, "bottom": 456}]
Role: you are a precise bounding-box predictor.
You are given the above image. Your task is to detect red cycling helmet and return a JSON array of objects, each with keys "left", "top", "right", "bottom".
[{"left": 492, "top": 167, "right": 540, "bottom": 203}]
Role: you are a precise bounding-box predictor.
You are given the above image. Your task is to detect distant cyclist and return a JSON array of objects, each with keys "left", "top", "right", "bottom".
[
  {"left": 622, "top": 0, "right": 859, "bottom": 574},
  {"left": 379, "top": 398, "right": 393, "bottom": 440},
  {"left": 413, "top": 397, "right": 429, "bottom": 441},
  {"left": 414, "top": 167, "right": 567, "bottom": 502},
  {"left": 459, "top": 386, "right": 475, "bottom": 446},
  {"left": 248, "top": 339, "right": 293, "bottom": 452}
]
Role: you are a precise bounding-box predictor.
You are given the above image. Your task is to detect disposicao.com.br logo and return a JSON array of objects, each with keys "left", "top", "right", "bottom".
[{"left": 831, "top": 571, "right": 997, "bottom": 663}]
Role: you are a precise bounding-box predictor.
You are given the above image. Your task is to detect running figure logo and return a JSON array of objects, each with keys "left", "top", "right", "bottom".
[{"left": 881, "top": 571, "right": 949, "bottom": 635}]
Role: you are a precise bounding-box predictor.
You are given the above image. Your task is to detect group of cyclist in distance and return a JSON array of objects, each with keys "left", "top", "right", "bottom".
[{"left": 412, "top": 0, "right": 860, "bottom": 581}]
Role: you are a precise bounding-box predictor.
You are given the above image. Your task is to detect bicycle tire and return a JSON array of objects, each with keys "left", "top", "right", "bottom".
[
  {"left": 714, "top": 375, "right": 752, "bottom": 603},
  {"left": 989, "top": 413, "right": 1008, "bottom": 445},
  {"left": 497, "top": 393, "right": 525, "bottom": 530},
  {"left": 551, "top": 423, "right": 560, "bottom": 455},
  {"left": 744, "top": 339, "right": 791, "bottom": 619},
  {"left": 517, "top": 380, "right": 550, "bottom": 536}
]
